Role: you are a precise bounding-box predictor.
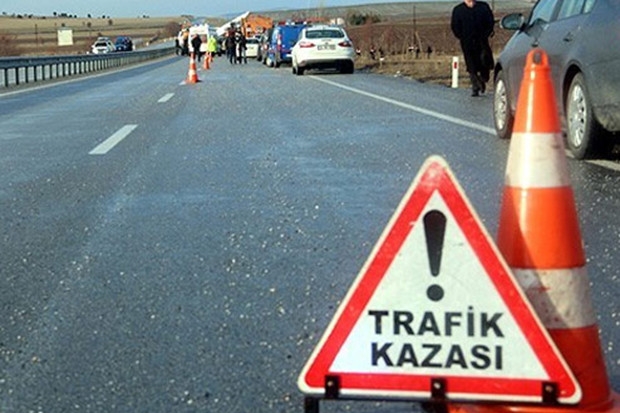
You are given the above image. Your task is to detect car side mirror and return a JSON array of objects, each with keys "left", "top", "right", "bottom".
[{"left": 500, "top": 13, "right": 525, "bottom": 30}]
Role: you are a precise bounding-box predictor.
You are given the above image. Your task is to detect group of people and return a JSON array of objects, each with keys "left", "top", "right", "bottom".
[
  {"left": 175, "top": 29, "right": 218, "bottom": 63},
  {"left": 223, "top": 26, "right": 249, "bottom": 65},
  {"left": 173, "top": 0, "right": 494, "bottom": 95}
]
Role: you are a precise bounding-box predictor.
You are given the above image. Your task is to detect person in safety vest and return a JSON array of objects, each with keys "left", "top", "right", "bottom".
[{"left": 207, "top": 35, "right": 218, "bottom": 61}]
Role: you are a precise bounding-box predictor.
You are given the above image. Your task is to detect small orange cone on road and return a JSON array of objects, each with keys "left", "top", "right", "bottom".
[
  {"left": 203, "top": 54, "right": 210, "bottom": 70},
  {"left": 442, "top": 48, "right": 619, "bottom": 413},
  {"left": 186, "top": 53, "right": 199, "bottom": 84}
]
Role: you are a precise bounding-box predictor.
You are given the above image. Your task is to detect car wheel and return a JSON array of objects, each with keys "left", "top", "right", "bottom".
[
  {"left": 297, "top": 66, "right": 304, "bottom": 76},
  {"left": 565, "top": 73, "right": 611, "bottom": 159},
  {"left": 493, "top": 69, "right": 513, "bottom": 140}
]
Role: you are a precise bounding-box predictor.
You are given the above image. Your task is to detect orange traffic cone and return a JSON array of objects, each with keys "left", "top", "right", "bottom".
[
  {"left": 443, "top": 48, "right": 619, "bottom": 413},
  {"left": 203, "top": 53, "right": 210, "bottom": 70},
  {"left": 186, "top": 53, "right": 199, "bottom": 84}
]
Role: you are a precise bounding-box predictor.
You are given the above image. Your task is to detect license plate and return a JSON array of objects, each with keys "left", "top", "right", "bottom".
[{"left": 317, "top": 44, "right": 336, "bottom": 51}]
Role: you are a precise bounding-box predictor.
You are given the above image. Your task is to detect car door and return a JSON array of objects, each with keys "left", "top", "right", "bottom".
[
  {"left": 580, "top": 0, "right": 620, "bottom": 130},
  {"left": 535, "top": 0, "right": 589, "bottom": 114},
  {"left": 501, "top": 0, "right": 562, "bottom": 108}
]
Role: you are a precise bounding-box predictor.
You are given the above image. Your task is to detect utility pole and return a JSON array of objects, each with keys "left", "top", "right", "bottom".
[
  {"left": 412, "top": 4, "right": 415, "bottom": 49},
  {"left": 318, "top": 0, "right": 325, "bottom": 20}
]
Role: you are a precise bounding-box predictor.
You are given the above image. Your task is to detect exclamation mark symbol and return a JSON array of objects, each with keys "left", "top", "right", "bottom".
[{"left": 424, "top": 210, "right": 446, "bottom": 302}]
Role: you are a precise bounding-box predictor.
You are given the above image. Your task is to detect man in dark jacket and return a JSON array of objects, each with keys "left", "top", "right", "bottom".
[
  {"left": 451, "top": 0, "right": 495, "bottom": 96},
  {"left": 191, "top": 34, "right": 203, "bottom": 61},
  {"left": 225, "top": 28, "right": 237, "bottom": 64}
]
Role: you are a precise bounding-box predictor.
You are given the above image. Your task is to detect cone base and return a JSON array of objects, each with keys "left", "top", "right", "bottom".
[{"left": 436, "top": 391, "right": 619, "bottom": 413}]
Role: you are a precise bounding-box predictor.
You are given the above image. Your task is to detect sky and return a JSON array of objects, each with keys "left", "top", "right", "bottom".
[{"left": 1, "top": 0, "right": 420, "bottom": 18}]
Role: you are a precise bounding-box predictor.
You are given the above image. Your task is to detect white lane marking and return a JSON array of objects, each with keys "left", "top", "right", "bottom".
[
  {"left": 313, "top": 76, "right": 620, "bottom": 172},
  {"left": 158, "top": 93, "right": 174, "bottom": 103},
  {"left": 89, "top": 124, "right": 138, "bottom": 155},
  {"left": 585, "top": 158, "right": 620, "bottom": 172},
  {"left": 311, "top": 76, "right": 495, "bottom": 135}
]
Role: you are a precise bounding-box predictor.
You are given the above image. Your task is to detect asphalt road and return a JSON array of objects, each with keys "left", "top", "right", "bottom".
[{"left": 0, "top": 56, "right": 618, "bottom": 413}]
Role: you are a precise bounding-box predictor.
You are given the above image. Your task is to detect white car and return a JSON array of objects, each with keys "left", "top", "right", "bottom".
[
  {"left": 245, "top": 37, "right": 260, "bottom": 59},
  {"left": 91, "top": 39, "right": 115, "bottom": 54},
  {"left": 291, "top": 25, "right": 355, "bottom": 75}
]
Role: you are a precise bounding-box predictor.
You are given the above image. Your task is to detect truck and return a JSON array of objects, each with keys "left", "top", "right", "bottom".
[{"left": 240, "top": 14, "right": 273, "bottom": 38}]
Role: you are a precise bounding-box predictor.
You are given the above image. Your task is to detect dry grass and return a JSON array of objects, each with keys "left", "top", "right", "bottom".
[
  {"left": 346, "top": 6, "right": 531, "bottom": 87},
  {"left": 0, "top": 15, "right": 223, "bottom": 56},
  {"left": 356, "top": 55, "right": 461, "bottom": 86}
]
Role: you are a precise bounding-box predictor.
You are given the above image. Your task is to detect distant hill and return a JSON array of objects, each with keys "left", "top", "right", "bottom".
[{"left": 240, "top": 0, "right": 533, "bottom": 21}]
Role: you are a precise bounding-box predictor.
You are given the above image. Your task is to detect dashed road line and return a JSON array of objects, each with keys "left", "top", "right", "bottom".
[
  {"left": 89, "top": 124, "right": 138, "bottom": 155},
  {"left": 158, "top": 93, "right": 174, "bottom": 103}
]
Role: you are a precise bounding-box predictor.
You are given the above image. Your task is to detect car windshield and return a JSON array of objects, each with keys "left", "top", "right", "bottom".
[
  {"left": 95, "top": 42, "right": 108, "bottom": 47},
  {"left": 306, "top": 29, "right": 344, "bottom": 39}
]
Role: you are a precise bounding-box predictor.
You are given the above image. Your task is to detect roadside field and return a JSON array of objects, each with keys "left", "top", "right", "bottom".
[
  {"left": 0, "top": 15, "right": 223, "bottom": 55},
  {"left": 347, "top": 12, "right": 525, "bottom": 87}
]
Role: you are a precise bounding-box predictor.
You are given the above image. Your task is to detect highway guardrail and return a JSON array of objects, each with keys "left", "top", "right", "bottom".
[{"left": 0, "top": 46, "right": 175, "bottom": 89}]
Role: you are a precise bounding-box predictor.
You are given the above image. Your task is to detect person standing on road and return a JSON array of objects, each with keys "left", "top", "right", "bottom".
[
  {"left": 226, "top": 29, "right": 237, "bottom": 64},
  {"left": 199, "top": 35, "right": 208, "bottom": 62},
  {"left": 236, "top": 31, "right": 247, "bottom": 64},
  {"left": 451, "top": 0, "right": 495, "bottom": 96},
  {"left": 181, "top": 29, "right": 190, "bottom": 56},
  {"left": 191, "top": 34, "right": 203, "bottom": 62},
  {"left": 207, "top": 34, "right": 218, "bottom": 62}
]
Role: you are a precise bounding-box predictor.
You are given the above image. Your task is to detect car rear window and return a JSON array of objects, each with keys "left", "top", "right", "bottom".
[{"left": 306, "top": 30, "right": 344, "bottom": 39}]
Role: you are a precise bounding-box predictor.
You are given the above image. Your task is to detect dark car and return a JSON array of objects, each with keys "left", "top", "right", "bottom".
[
  {"left": 493, "top": 0, "right": 620, "bottom": 159},
  {"left": 265, "top": 23, "right": 307, "bottom": 68},
  {"left": 114, "top": 36, "right": 133, "bottom": 52}
]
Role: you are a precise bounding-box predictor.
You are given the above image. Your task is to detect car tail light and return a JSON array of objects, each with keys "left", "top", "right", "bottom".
[
  {"left": 299, "top": 41, "right": 315, "bottom": 48},
  {"left": 276, "top": 33, "right": 282, "bottom": 51},
  {"left": 338, "top": 40, "right": 353, "bottom": 48}
]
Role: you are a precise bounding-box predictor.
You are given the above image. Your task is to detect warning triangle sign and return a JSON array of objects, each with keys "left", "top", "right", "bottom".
[{"left": 297, "top": 156, "right": 581, "bottom": 404}]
